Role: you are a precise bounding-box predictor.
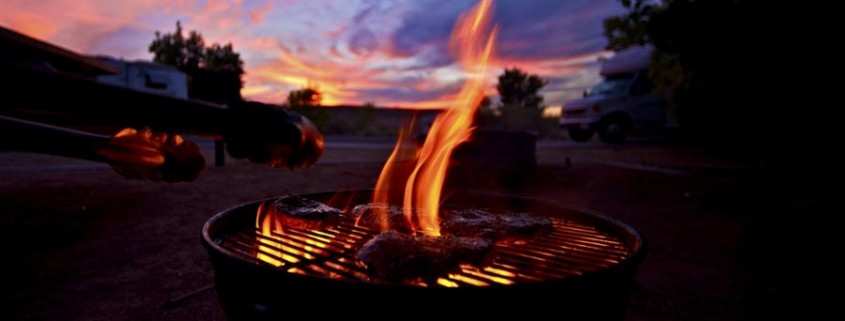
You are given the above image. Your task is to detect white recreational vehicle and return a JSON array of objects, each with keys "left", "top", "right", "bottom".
[
  {"left": 559, "top": 46, "right": 672, "bottom": 143},
  {"left": 94, "top": 57, "right": 188, "bottom": 100}
]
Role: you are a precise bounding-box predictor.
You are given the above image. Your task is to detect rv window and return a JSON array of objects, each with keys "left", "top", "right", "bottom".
[
  {"left": 144, "top": 72, "right": 168, "bottom": 90},
  {"left": 586, "top": 76, "right": 633, "bottom": 97}
]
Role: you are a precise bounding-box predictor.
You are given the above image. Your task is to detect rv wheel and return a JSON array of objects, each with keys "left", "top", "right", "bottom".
[{"left": 598, "top": 115, "right": 631, "bottom": 143}]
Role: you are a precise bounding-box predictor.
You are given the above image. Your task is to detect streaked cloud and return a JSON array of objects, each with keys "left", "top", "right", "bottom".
[{"left": 1, "top": 0, "right": 624, "bottom": 108}]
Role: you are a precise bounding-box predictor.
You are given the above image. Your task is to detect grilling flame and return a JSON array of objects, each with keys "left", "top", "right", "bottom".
[
  {"left": 256, "top": 201, "right": 286, "bottom": 266},
  {"left": 374, "top": 0, "right": 498, "bottom": 236},
  {"left": 253, "top": 0, "right": 497, "bottom": 267},
  {"left": 371, "top": 117, "right": 419, "bottom": 231}
]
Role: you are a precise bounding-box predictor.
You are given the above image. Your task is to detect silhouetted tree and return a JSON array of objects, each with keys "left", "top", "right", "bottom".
[
  {"left": 603, "top": 0, "right": 654, "bottom": 51},
  {"left": 496, "top": 68, "right": 547, "bottom": 111},
  {"left": 148, "top": 21, "right": 204, "bottom": 71},
  {"left": 287, "top": 88, "right": 321, "bottom": 107},
  {"left": 149, "top": 21, "right": 244, "bottom": 104},
  {"left": 204, "top": 43, "right": 244, "bottom": 74},
  {"left": 287, "top": 87, "right": 330, "bottom": 130},
  {"left": 482, "top": 68, "right": 548, "bottom": 133}
]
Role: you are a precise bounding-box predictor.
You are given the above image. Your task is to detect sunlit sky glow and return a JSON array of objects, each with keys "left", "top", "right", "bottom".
[{"left": 1, "top": 0, "right": 624, "bottom": 109}]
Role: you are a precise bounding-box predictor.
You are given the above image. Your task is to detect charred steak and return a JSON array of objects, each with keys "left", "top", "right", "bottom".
[
  {"left": 351, "top": 203, "right": 552, "bottom": 241},
  {"left": 349, "top": 203, "right": 415, "bottom": 233},
  {"left": 271, "top": 194, "right": 343, "bottom": 230},
  {"left": 441, "top": 208, "right": 553, "bottom": 241},
  {"left": 357, "top": 231, "right": 493, "bottom": 280}
]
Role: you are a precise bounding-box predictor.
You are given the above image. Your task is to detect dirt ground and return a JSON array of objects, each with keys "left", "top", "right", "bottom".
[{"left": 0, "top": 137, "right": 816, "bottom": 320}]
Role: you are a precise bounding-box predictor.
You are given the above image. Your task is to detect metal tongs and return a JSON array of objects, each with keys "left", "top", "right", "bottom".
[{"left": 1, "top": 65, "right": 324, "bottom": 182}]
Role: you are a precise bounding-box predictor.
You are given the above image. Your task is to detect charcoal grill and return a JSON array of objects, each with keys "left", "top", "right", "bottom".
[{"left": 202, "top": 190, "right": 645, "bottom": 320}]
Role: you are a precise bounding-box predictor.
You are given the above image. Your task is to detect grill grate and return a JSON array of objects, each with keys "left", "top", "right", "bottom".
[{"left": 214, "top": 217, "right": 632, "bottom": 287}]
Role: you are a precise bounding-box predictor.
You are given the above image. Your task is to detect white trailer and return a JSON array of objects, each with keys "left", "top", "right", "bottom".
[
  {"left": 559, "top": 45, "right": 671, "bottom": 143},
  {"left": 94, "top": 56, "right": 188, "bottom": 100}
]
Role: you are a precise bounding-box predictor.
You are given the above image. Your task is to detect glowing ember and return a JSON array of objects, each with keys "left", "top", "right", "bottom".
[
  {"left": 256, "top": 201, "right": 286, "bottom": 266},
  {"left": 374, "top": 0, "right": 498, "bottom": 236}
]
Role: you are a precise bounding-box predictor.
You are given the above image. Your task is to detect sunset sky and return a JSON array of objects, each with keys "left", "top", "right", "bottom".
[{"left": 1, "top": 0, "right": 624, "bottom": 109}]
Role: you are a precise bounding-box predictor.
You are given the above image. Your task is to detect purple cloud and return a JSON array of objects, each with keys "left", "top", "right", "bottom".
[
  {"left": 349, "top": 29, "right": 378, "bottom": 55},
  {"left": 494, "top": 0, "right": 623, "bottom": 59},
  {"left": 388, "top": 1, "right": 474, "bottom": 57},
  {"left": 87, "top": 26, "right": 153, "bottom": 59},
  {"left": 357, "top": 82, "right": 463, "bottom": 105}
]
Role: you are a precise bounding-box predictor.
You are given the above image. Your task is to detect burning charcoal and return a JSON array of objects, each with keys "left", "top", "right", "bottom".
[
  {"left": 271, "top": 195, "right": 343, "bottom": 230},
  {"left": 357, "top": 231, "right": 493, "bottom": 280},
  {"left": 441, "top": 208, "right": 553, "bottom": 242},
  {"left": 349, "top": 203, "right": 415, "bottom": 233}
]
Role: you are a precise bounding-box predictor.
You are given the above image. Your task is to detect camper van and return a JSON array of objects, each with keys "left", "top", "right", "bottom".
[
  {"left": 94, "top": 57, "right": 188, "bottom": 100},
  {"left": 559, "top": 46, "right": 671, "bottom": 143}
]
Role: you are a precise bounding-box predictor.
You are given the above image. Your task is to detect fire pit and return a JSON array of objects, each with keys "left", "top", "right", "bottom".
[{"left": 202, "top": 190, "right": 645, "bottom": 320}]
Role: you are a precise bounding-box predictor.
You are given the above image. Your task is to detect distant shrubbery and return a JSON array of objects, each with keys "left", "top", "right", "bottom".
[{"left": 285, "top": 91, "right": 396, "bottom": 136}]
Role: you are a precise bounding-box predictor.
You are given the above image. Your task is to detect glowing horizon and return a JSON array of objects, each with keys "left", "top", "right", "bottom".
[{"left": 1, "top": 0, "right": 624, "bottom": 108}]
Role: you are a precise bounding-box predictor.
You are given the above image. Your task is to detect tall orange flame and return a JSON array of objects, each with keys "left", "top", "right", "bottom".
[
  {"left": 371, "top": 116, "right": 418, "bottom": 231},
  {"left": 373, "top": 0, "right": 498, "bottom": 236}
]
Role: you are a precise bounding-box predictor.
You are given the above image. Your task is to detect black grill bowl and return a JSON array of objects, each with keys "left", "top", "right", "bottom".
[{"left": 202, "top": 190, "right": 646, "bottom": 320}]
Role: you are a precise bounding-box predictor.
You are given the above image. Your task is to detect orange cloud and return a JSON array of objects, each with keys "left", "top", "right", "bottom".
[
  {"left": 3, "top": 13, "right": 59, "bottom": 39},
  {"left": 249, "top": 2, "right": 274, "bottom": 24}
]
